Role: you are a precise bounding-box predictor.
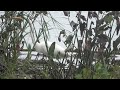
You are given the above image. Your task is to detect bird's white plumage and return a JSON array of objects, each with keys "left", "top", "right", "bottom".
[{"left": 34, "top": 41, "right": 65, "bottom": 57}]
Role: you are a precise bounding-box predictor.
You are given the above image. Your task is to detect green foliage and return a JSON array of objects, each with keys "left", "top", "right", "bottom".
[
  {"left": 48, "top": 42, "right": 55, "bottom": 58},
  {"left": 104, "top": 15, "right": 113, "bottom": 24},
  {"left": 74, "top": 62, "right": 120, "bottom": 79},
  {"left": 93, "top": 62, "right": 110, "bottom": 79},
  {"left": 1, "top": 11, "right": 120, "bottom": 79}
]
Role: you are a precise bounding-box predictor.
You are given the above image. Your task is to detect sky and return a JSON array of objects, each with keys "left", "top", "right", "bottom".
[{"left": 24, "top": 11, "right": 119, "bottom": 50}]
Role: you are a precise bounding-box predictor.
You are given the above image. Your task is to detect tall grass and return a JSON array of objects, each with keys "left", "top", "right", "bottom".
[{"left": 0, "top": 11, "right": 120, "bottom": 79}]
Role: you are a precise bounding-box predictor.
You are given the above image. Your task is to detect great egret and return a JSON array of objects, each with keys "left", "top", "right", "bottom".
[{"left": 22, "top": 16, "right": 67, "bottom": 58}]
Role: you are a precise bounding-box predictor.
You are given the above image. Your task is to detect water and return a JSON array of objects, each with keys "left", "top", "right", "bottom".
[{"left": 18, "top": 51, "right": 80, "bottom": 67}]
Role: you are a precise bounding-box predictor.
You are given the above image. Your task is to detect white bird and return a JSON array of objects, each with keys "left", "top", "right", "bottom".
[
  {"left": 23, "top": 16, "right": 67, "bottom": 58},
  {"left": 35, "top": 41, "right": 65, "bottom": 57}
]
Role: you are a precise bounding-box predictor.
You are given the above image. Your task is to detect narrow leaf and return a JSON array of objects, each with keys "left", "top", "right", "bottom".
[
  {"left": 70, "top": 21, "right": 78, "bottom": 31},
  {"left": 80, "top": 15, "right": 87, "bottom": 21},
  {"left": 88, "top": 11, "right": 93, "bottom": 19},
  {"left": 48, "top": 42, "right": 55, "bottom": 57},
  {"left": 99, "top": 11, "right": 103, "bottom": 14},
  {"left": 87, "top": 30, "right": 92, "bottom": 36},
  {"left": 80, "top": 22, "right": 87, "bottom": 36},
  {"left": 63, "top": 11, "right": 70, "bottom": 16},
  {"left": 92, "top": 11, "right": 98, "bottom": 19},
  {"left": 113, "top": 36, "right": 120, "bottom": 50},
  {"left": 116, "top": 19, "right": 120, "bottom": 35},
  {"left": 64, "top": 35, "right": 73, "bottom": 45},
  {"left": 60, "top": 30, "right": 65, "bottom": 35},
  {"left": 98, "top": 24, "right": 108, "bottom": 31},
  {"left": 58, "top": 36, "right": 61, "bottom": 42},
  {"left": 104, "top": 15, "right": 113, "bottom": 24},
  {"left": 97, "top": 34, "right": 109, "bottom": 42}
]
